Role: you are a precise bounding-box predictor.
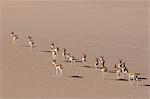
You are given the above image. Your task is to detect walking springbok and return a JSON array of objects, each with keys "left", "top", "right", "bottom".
[
  {"left": 28, "top": 36, "right": 34, "bottom": 48},
  {"left": 95, "top": 57, "right": 99, "bottom": 68},
  {"left": 52, "top": 60, "right": 63, "bottom": 77},
  {"left": 101, "top": 66, "right": 107, "bottom": 79},
  {"left": 127, "top": 72, "right": 138, "bottom": 86},
  {"left": 99, "top": 56, "right": 105, "bottom": 68},
  {"left": 62, "top": 48, "right": 67, "bottom": 61},
  {"left": 82, "top": 54, "right": 86, "bottom": 66},
  {"left": 11, "top": 32, "right": 18, "bottom": 44}
]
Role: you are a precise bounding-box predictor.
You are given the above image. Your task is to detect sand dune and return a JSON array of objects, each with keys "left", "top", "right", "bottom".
[{"left": 1, "top": 1, "right": 150, "bottom": 99}]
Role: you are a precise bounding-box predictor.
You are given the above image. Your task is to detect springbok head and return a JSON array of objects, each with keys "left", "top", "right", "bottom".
[
  {"left": 83, "top": 54, "right": 86, "bottom": 58},
  {"left": 51, "top": 43, "right": 54, "bottom": 46},
  {"left": 100, "top": 56, "right": 104, "bottom": 60},
  {"left": 28, "top": 36, "right": 32, "bottom": 40},
  {"left": 63, "top": 48, "right": 66, "bottom": 52},
  {"left": 119, "top": 59, "right": 122, "bottom": 63},
  {"left": 11, "top": 32, "right": 14, "bottom": 36},
  {"left": 95, "top": 57, "right": 99, "bottom": 62}
]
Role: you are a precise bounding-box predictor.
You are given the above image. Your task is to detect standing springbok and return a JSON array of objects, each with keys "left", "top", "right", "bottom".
[
  {"left": 52, "top": 51, "right": 57, "bottom": 60},
  {"left": 69, "top": 56, "right": 75, "bottom": 65},
  {"left": 10, "top": 32, "right": 18, "bottom": 44},
  {"left": 54, "top": 46, "right": 59, "bottom": 56},
  {"left": 62, "top": 48, "right": 67, "bottom": 61},
  {"left": 28, "top": 36, "right": 34, "bottom": 48},
  {"left": 52, "top": 60, "right": 63, "bottom": 77},
  {"left": 82, "top": 54, "right": 86, "bottom": 66},
  {"left": 95, "top": 58, "right": 99, "bottom": 69},
  {"left": 50, "top": 43, "right": 55, "bottom": 51},
  {"left": 66, "top": 53, "right": 71, "bottom": 62},
  {"left": 99, "top": 56, "right": 105, "bottom": 68},
  {"left": 116, "top": 62, "right": 128, "bottom": 80}
]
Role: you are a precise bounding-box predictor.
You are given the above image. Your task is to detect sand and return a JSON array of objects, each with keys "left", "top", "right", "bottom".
[{"left": 1, "top": 1, "right": 150, "bottom": 99}]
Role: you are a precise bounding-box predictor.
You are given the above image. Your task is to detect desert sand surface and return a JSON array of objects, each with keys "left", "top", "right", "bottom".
[{"left": 1, "top": 1, "right": 150, "bottom": 99}]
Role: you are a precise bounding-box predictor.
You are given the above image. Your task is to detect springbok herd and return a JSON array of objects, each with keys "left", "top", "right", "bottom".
[{"left": 10, "top": 32, "right": 147, "bottom": 86}]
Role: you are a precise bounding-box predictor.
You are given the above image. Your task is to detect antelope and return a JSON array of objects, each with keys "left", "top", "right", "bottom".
[
  {"left": 116, "top": 62, "right": 128, "bottom": 80},
  {"left": 10, "top": 32, "right": 18, "bottom": 44},
  {"left": 99, "top": 56, "right": 105, "bottom": 68},
  {"left": 62, "top": 48, "right": 67, "bottom": 61},
  {"left": 95, "top": 58, "right": 99, "bottom": 68},
  {"left": 66, "top": 53, "right": 71, "bottom": 62},
  {"left": 52, "top": 60, "right": 63, "bottom": 77},
  {"left": 82, "top": 54, "right": 86, "bottom": 66},
  {"left": 127, "top": 72, "right": 138, "bottom": 86},
  {"left": 27, "top": 36, "right": 34, "bottom": 48},
  {"left": 52, "top": 51, "right": 57, "bottom": 60},
  {"left": 54, "top": 46, "right": 59, "bottom": 56},
  {"left": 50, "top": 43, "right": 55, "bottom": 52},
  {"left": 69, "top": 56, "right": 75, "bottom": 65}
]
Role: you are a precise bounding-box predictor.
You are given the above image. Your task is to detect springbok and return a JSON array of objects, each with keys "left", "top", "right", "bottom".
[
  {"left": 99, "top": 56, "right": 105, "bottom": 68},
  {"left": 52, "top": 60, "right": 63, "bottom": 77},
  {"left": 54, "top": 46, "right": 59, "bottom": 56},
  {"left": 11, "top": 32, "right": 18, "bottom": 44},
  {"left": 66, "top": 53, "right": 71, "bottom": 62},
  {"left": 82, "top": 54, "right": 86, "bottom": 66},
  {"left": 62, "top": 48, "right": 67, "bottom": 61},
  {"left": 95, "top": 58, "right": 99, "bottom": 68},
  {"left": 27, "top": 36, "right": 34, "bottom": 48},
  {"left": 51, "top": 43, "right": 55, "bottom": 50},
  {"left": 116, "top": 62, "right": 129, "bottom": 80},
  {"left": 127, "top": 72, "right": 138, "bottom": 86},
  {"left": 52, "top": 51, "right": 57, "bottom": 60},
  {"left": 50, "top": 43, "right": 55, "bottom": 52},
  {"left": 69, "top": 56, "right": 75, "bottom": 65}
]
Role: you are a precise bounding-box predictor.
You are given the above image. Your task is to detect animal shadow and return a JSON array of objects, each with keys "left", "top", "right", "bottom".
[
  {"left": 138, "top": 77, "right": 148, "bottom": 80},
  {"left": 75, "top": 60, "right": 83, "bottom": 62},
  {"left": 81, "top": 65, "right": 95, "bottom": 69},
  {"left": 108, "top": 78, "right": 128, "bottom": 81},
  {"left": 139, "top": 84, "right": 150, "bottom": 87},
  {"left": 40, "top": 50, "right": 51, "bottom": 53},
  {"left": 117, "top": 79, "right": 128, "bottom": 81},
  {"left": 68, "top": 75, "right": 84, "bottom": 78},
  {"left": 142, "top": 84, "right": 150, "bottom": 87},
  {"left": 17, "top": 44, "right": 36, "bottom": 48}
]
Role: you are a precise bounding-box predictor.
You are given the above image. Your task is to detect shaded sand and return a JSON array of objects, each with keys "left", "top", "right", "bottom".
[{"left": 1, "top": 1, "right": 150, "bottom": 99}]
